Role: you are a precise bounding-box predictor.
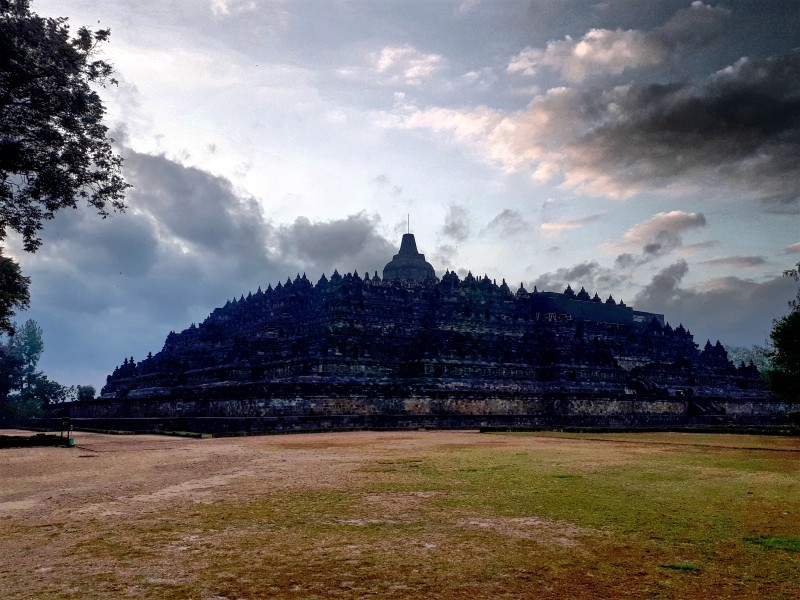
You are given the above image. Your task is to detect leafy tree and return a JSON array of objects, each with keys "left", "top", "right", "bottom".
[
  {"left": 1, "top": 0, "right": 128, "bottom": 252},
  {"left": 9, "top": 317, "right": 42, "bottom": 385},
  {"left": 724, "top": 344, "right": 772, "bottom": 373},
  {"left": 0, "top": 318, "right": 71, "bottom": 422},
  {"left": 767, "top": 262, "right": 800, "bottom": 401},
  {"left": 0, "top": 340, "right": 23, "bottom": 400},
  {"left": 76, "top": 384, "right": 95, "bottom": 402},
  {"left": 0, "top": 247, "right": 29, "bottom": 335}
]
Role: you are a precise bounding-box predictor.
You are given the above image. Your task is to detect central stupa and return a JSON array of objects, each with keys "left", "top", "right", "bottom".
[{"left": 382, "top": 233, "right": 436, "bottom": 282}]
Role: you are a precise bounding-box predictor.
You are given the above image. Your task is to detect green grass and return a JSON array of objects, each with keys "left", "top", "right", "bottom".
[
  {"left": 745, "top": 536, "right": 800, "bottom": 552},
  {"left": 660, "top": 563, "right": 701, "bottom": 572}
]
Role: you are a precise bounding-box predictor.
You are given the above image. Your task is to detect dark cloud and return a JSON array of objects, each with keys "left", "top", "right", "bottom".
[
  {"left": 633, "top": 260, "right": 690, "bottom": 307},
  {"left": 14, "top": 151, "right": 397, "bottom": 390},
  {"left": 433, "top": 244, "right": 457, "bottom": 270},
  {"left": 410, "top": 48, "right": 800, "bottom": 211},
  {"left": 276, "top": 213, "right": 396, "bottom": 276},
  {"left": 124, "top": 151, "right": 272, "bottom": 268},
  {"left": 486, "top": 209, "right": 530, "bottom": 235},
  {"left": 531, "top": 261, "right": 628, "bottom": 295},
  {"left": 615, "top": 211, "right": 707, "bottom": 267},
  {"left": 440, "top": 204, "right": 471, "bottom": 242},
  {"left": 573, "top": 50, "right": 800, "bottom": 210},
  {"left": 634, "top": 260, "right": 797, "bottom": 346}
]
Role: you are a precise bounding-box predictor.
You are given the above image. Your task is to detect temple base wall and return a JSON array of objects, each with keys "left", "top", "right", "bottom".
[{"left": 47, "top": 388, "right": 798, "bottom": 435}]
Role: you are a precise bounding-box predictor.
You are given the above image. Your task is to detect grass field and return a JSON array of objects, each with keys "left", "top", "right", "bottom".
[{"left": 1, "top": 429, "right": 798, "bottom": 598}]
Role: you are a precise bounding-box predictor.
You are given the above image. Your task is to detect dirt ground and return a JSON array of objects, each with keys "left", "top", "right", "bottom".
[{"left": 1, "top": 429, "right": 798, "bottom": 599}]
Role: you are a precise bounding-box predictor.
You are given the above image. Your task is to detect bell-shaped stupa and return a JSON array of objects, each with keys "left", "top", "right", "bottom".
[{"left": 382, "top": 233, "right": 436, "bottom": 282}]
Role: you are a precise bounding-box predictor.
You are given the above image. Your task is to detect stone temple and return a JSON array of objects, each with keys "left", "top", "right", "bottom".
[{"left": 71, "top": 234, "right": 793, "bottom": 433}]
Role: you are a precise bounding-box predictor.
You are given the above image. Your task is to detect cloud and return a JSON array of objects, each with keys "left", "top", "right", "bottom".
[
  {"left": 699, "top": 256, "right": 766, "bottom": 268},
  {"left": 210, "top": 0, "right": 289, "bottom": 24},
  {"left": 340, "top": 45, "right": 447, "bottom": 87},
  {"left": 13, "top": 150, "right": 397, "bottom": 390},
  {"left": 531, "top": 261, "right": 628, "bottom": 295},
  {"left": 12, "top": 150, "right": 289, "bottom": 389},
  {"left": 784, "top": 242, "right": 800, "bottom": 254},
  {"left": 457, "top": 0, "right": 481, "bottom": 14},
  {"left": 633, "top": 259, "right": 690, "bottom": 307},
  {"left": 613, "top": 211, "right": 706, "bottom": 266},
  {"left": 124, "top": 151, "right": 272, "bottom": 270},
  {"left": 633, "top": 260, "right": 798, "bottom": 346},
  {"left": 508, "top": 1, "right": 730, "bottom": 82},
  {"left": 486, "top": 209, "right": 531, "bottom": 235},
  {"left": 440, "top": 203, "right": 471, "bottom": 241},
  {"left": 370, "top": 174, "right": 403, "bottom": 195},
  {"left": 399, "top": 49, "right": 800, "bottom": 210},
  {"left": 433, "top": 244, "right": 458, "bottom": 270},
  {"left": 679, "top": 240, "right": 721, "bottom": 255},
  {"left": 540, "top": 212, "right": 604, "bottom": 233},
  {"left": 622, "top": 211, "right": 707, "bottom": 244},
  {"left": 275, "top": 213, "right": 396, "bottom": 276}
]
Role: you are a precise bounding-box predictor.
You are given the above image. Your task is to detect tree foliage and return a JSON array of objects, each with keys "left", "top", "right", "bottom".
[
  {"left": 767, "top": 262, "right": 800, "bottom": 401},
  {"left": 9, "top": 317, "right": 42, "bottom": 382},
  {"left": 0, "top": 340, "right": 23, "bottom": 400},
  {"left": 0, "top": 247, "right": 29, "bottom": 334},
  {"left": 76, "top": 384, "right": 94, "bottom": 401},
  {"left": 724, "top": 344, "right": 772, "bottom": 373},
  {"left": 0, "top": 318, "right": 73, "bottom": 423},
  {"left": 0, "top": 0, "right": 128, "bottom": 252}
]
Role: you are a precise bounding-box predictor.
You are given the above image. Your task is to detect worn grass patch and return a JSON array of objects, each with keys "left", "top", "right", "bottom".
[
  {"left": 660, "top": 563, "right": 701, "bottom": 572},
  {"left": 1, "top": 430, "right": 798, "bottom": 598}
]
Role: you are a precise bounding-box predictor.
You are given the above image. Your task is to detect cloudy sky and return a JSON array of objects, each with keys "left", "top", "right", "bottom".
[{"left": 8, "top": 0, "right": 800, "bottom": 390}]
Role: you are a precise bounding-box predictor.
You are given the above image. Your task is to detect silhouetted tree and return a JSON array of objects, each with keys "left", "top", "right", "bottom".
[
  {"left": 0, "top": 248, "right": 29, "bottom": 335},
  {"left": 1, "top": 0, "right": 128, "bottom": 251},
  {"left": 76, "top": 384, "right": 95, "bottom": 402},
  {"left": 767, "top": 262, "right": 800, "bottom": 401},
  {"left": 0, "top": 318, "right": 70, "bottom": 421},
  {"left": 9, "top": 318, "right": 42, "bottom": 385},
  {"left": 0, "top": 340, "right": 23, "bottom": 401}
]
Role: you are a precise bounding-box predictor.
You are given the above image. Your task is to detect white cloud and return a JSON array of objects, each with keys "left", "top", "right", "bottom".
[
  {"left": 342, "top": 45, "right": 447, "bottom": 87},
  {"left": 508, "top": 2, "right": 730, "bottom": 82},
  {"left": 540, "top": 212, "right": 604, "bottom": 233},
  {"left": 210, "top": 0, "right": 288, "bottom": 22},
  {"left": 457, "top": 0, "right": 481, "bottom": 15},
  {"left": 509, "top": 29, "right": 663, "bottom": 82}
]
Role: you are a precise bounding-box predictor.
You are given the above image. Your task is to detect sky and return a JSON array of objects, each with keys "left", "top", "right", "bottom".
[{"left": 7, "top": 0, "right": 800, "bottom": 392}]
